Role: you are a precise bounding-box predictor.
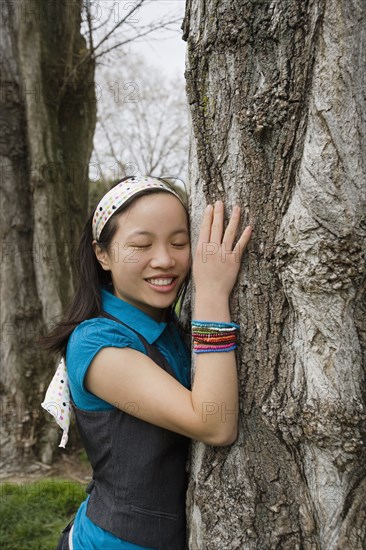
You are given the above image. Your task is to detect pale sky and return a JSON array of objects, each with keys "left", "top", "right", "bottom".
[
  {"left": 90, "top": 0, "right": 188, "bottom": 180},
  {"left": 113, "top": 0, "right": 187, "bottom": 81}
]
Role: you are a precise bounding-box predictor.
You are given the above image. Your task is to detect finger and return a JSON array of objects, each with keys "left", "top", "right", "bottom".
[
  {"left": 210, "top": 200, "right": 224, "bottom": 245},
  {"left": 233, "top": 225, "right": 253, "bottom": 259},
  {"left": 197, "top": 204, "right": 213, "bottom": 245},
  {"left": 222, "top": 205, "right": 241, "bottom": 250}
]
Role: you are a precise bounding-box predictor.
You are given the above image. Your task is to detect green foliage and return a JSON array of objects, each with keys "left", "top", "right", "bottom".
[
  {"left": 0, "top": 479, "right": 86, "bottom": 550},
  {"left": 174, "top": 294, "right": 183, "bottom": 316}
]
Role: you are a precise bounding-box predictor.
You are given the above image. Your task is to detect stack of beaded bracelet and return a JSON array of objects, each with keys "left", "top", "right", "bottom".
[{"left": 192, "top": 320, "right": 239, "bottom": 354}]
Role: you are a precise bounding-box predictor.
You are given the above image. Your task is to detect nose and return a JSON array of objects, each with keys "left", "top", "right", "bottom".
[{"left": 149, "top": 245, "right": 176, "bottom": 269}]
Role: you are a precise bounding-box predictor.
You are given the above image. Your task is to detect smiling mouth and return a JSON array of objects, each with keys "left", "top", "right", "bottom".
[{"left": 146, "top": 278, "right": 175, "bottom": 286}]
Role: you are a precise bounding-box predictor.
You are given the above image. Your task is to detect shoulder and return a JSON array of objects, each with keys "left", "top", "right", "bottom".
[
  {"left": 67, "top": 317, "right": 143, "bottom": 351},
  {"left": 66, "top": 317, "right": 146, "bottom": 396}
]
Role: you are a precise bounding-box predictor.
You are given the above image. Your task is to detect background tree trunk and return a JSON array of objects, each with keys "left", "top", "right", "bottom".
[
  {"left": 183, "top": 0, "right": 366, "bottom": 548},
  {"left": 0, "top": 0, "right": 96, "bottom": 469}
]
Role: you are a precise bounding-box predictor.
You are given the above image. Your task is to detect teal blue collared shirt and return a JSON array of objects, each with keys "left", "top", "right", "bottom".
[
  {"left": 66, "top": 287, "right": 191, "bottom": 410},
  {"left": 66, "top": 288, "right": 191, "bottom": 550}
]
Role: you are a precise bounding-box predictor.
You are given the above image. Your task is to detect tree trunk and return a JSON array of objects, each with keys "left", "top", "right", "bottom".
[
  {"left": 183, "top": 0, "right": 366, "bottom": 548},
  {"left": 0, "top": 0, "right": 96, "bottom": 469}
]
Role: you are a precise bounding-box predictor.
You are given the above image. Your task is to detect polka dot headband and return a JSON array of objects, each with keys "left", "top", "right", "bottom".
[{"left": 92, "top": 176, "right": 185, "bottom": 241}]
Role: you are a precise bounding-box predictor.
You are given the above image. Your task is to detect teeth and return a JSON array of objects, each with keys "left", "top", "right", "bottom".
[{"left": 147, "top": 278, "right": 174, "bottom": 286}]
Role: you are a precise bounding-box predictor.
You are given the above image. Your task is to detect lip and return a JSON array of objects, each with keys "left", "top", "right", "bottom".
[
  {"left": 145, "top": 274, "right": 178, "bottom": 279},
  {"left": 145, "top": 276, "right": 179, "bottom": 293}
]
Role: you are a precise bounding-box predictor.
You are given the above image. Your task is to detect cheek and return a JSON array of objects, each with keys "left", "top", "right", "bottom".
[
  {"left": 121, "top": 249, "right": 140, "bottom": 267},
  {"left": 180, "top": 248, "right": 192, "bottom": 271},
  {"left": 118, "top": 244, "right": 146, "bottom": 267}
]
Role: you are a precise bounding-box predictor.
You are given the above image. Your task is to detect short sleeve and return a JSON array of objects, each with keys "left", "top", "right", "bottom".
[{"left": 66, "top": 318, "right": 146, "bottom": 410}]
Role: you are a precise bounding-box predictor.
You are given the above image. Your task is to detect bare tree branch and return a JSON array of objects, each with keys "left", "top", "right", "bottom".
[
  {"left": 61, "top": 0, "right": 182, "bottom": 93},
  {"left": 91, "top": 0, "right": 147, "bottom": 55},
  {"left": 84, "top": 0, "right": 94, "bottom": 53},
  {"left": 93, "top": 17, "right": 182, "bottom": 61}
]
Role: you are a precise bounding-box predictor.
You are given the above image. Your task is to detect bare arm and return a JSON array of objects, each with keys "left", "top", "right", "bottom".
[
  {"left": 85, "top": 201, "right": 252, "bottom": 445},
  {"left": 189, "top": 201, "right": 252, "bottom": 444}
]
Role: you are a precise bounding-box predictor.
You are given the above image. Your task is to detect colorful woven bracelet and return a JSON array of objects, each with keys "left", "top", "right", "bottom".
[
  {"left": 192, "top": 320, "right": 239, "bottom": 354},
  {"left": 193, "top": 345, "right": 237, "bottom": 354},
  {"left": 192, "top": 320, "right": 240, "bottom": 329}
]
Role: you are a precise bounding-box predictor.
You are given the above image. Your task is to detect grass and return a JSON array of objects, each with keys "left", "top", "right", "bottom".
[{"left": 0, "top": 478, "right": 87, "bottom": 550}]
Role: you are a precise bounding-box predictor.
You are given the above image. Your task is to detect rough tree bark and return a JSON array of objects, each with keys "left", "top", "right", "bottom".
[
  {"left": 183, "top": 0, "right": 365, "bottom": 548},
  {"left": 0, "top": 0, "right": 96, "bottom": 469}
]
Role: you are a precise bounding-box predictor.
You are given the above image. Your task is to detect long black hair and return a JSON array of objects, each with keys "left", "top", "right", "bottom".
[{"left": 42, "top": 176, "right": 190, "bottom": 355}]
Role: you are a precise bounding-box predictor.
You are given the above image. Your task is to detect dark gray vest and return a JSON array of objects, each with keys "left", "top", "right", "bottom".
[{"left": 71, "top": 313, "right": 190, "bottom": 550}]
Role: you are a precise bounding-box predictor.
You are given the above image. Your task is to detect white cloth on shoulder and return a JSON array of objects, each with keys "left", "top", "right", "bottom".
[{"left": 41, "top": 357, "right": 71, "bottom": 448}]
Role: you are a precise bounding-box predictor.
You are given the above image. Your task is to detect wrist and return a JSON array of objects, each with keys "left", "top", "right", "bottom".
[
  {"left": 194, "top": 287, "right": 230, "bottom": 302},
  {"left": 193, "top": 294, "right": 231, "bottom": 323}
]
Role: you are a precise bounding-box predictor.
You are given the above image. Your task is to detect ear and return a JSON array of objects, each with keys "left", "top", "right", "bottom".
[{"left": 92, "top": 240, "right": 111, "bottom": 271}]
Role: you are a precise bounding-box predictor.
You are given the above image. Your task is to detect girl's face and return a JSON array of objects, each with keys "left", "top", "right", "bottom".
[{"left": 94, "top": 193, "right": 191, "bottom": 321}]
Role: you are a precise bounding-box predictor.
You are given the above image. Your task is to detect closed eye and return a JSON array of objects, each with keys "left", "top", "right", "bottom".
[
  {"left": 172, "top": 243, "right": 189, "bottom": 248},
  {"left": 125, "top": 242, "right": 152, "bottom": 249}
]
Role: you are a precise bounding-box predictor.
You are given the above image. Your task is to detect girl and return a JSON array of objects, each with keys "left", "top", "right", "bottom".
[{"left": 43, "top": 175, "right": 252, "bottom": 550}]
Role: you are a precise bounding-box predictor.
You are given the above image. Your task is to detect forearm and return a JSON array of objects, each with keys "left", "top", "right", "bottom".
[
  {"left": 190, "top": 293, "right": 239, "bottom": 445},
  {"left": 189, "top": 200, "right": 251, "bottom": 445}
]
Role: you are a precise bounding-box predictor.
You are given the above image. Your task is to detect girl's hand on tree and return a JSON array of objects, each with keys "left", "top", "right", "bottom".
[{"left": 193, "top": 201, "right": 252, "bottom": 299}]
